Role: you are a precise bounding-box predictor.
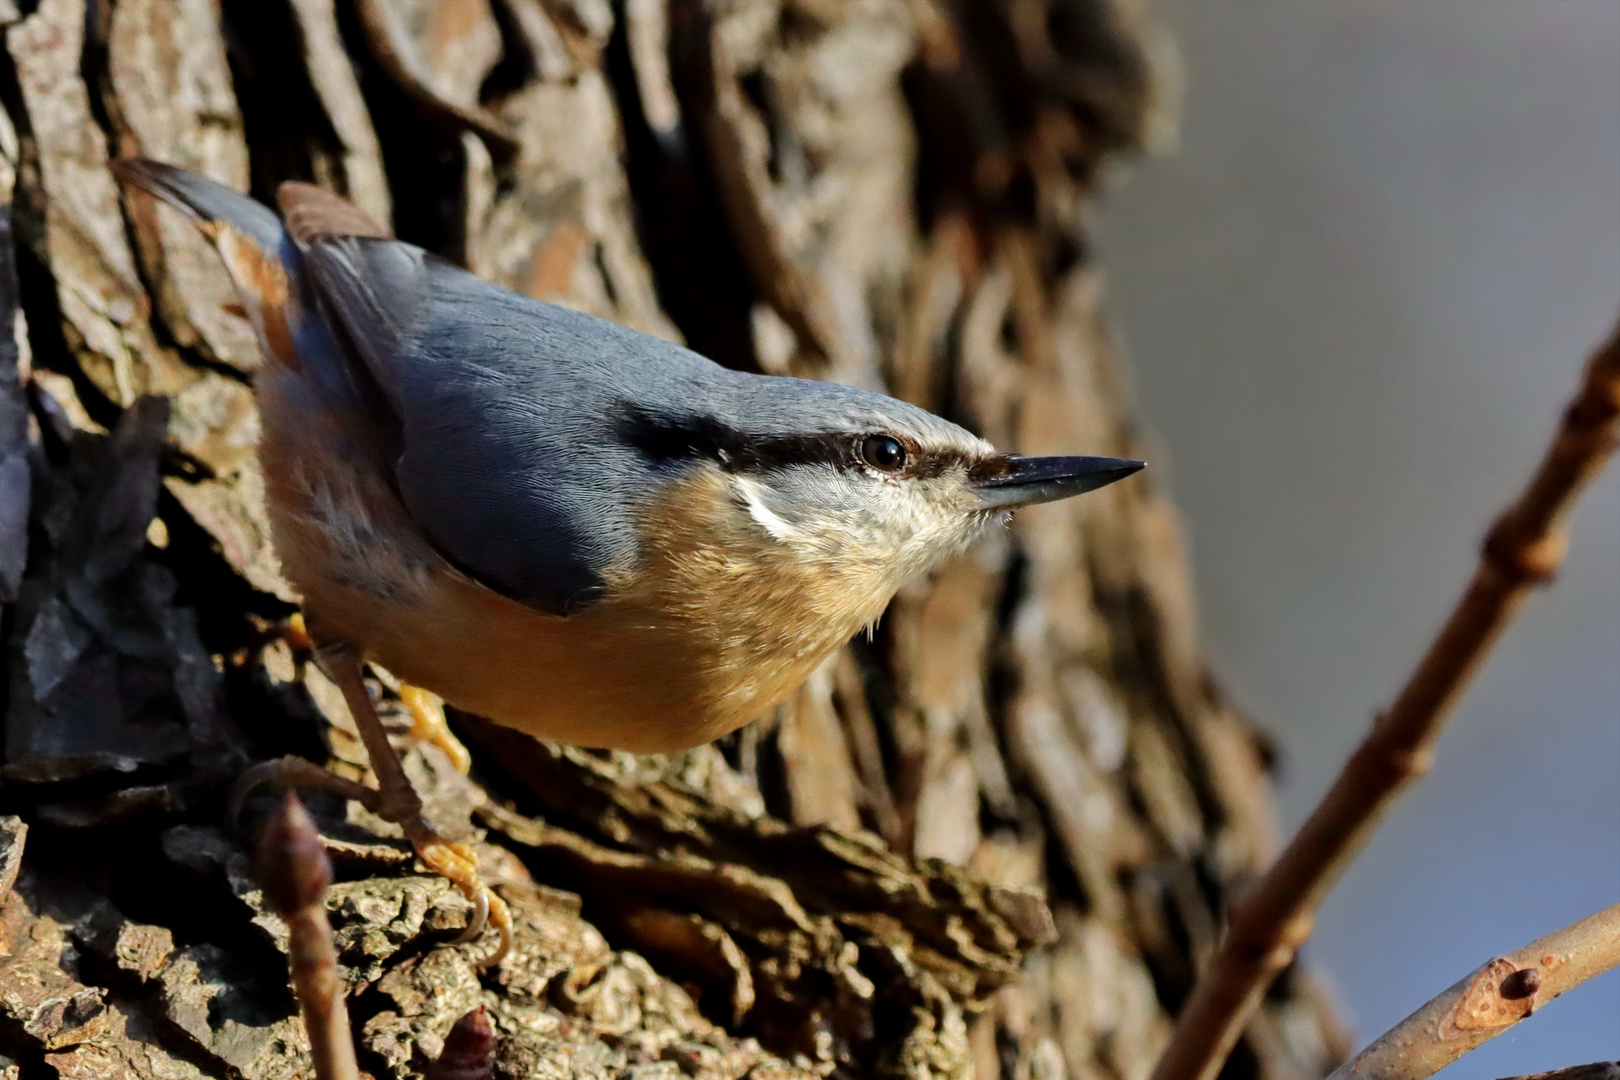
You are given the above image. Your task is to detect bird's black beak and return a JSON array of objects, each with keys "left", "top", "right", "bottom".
[{"left": 972, "top": 455, "right": 1145, "bottom": 509}]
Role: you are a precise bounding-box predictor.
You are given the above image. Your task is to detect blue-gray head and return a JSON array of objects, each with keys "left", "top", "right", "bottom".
[{"left": 613, "top": 373, "right": 1143, "bottom": 605}]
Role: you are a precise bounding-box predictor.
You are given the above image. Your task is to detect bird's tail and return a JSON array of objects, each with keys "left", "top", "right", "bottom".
[
  {"left": 111, "top": 158, "right": 302, "bottom": 369},
  {"left": 110, "top": 158, "right": 285, "bottom": 252}
]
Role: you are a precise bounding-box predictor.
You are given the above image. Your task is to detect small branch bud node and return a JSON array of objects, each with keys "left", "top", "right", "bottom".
[{"left": 1499, "top": 967, "right": 1541, "bottom": 1000}]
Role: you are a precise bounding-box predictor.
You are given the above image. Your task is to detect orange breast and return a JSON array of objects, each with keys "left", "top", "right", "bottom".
[{"left": 260, "top": 441, "right": 882, "bottom": 753}]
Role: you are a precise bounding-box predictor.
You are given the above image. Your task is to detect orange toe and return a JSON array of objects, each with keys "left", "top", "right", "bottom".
[{"left": 400, "top": 685, "right": 472, "bottom": 775}]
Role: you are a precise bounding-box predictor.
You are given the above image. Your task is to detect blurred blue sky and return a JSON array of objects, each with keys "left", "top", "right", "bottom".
[{"left": 1093, "top": 1, "right": 1619, "bottom": 1072}]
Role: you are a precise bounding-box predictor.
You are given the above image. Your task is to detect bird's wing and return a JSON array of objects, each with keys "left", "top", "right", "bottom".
[{"left": 298, "top": 234, "right": 700, "bottom": 616}]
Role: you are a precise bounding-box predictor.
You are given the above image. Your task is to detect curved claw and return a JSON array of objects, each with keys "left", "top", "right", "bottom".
[
  {"left": 453, "top": 886, "right": 490, "bottom": 945},
  {"left": 446, "top": 874, "right": 516, "bottom": 970},
  {"left": 475, "top": 895, "right": 514, "bottom": 970},
  {"left": 410, "top": 836, "right": 513, "bottom": 968}
]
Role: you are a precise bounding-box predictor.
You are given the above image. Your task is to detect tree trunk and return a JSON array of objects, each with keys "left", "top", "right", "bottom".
[{"left": 0, "top": 1, "right": 1347, "bottom": 1078}]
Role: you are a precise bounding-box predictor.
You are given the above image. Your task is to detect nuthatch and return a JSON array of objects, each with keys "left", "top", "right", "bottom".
[{"left": 112, "top": 159, "right": 1143, "bottom": 963}]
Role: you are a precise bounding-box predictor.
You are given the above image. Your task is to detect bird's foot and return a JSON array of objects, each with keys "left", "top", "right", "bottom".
[
  {"left": 405, "top": 825, "right": 512, "bottom": 959},
  {"left": 231, "top": 755, "right": 512, "bottom": 968},
  {"left": 283, "top": 611, "right": 315, "bottom": 653},
  {"left": 398, "top": 684, "right": 472, "bottom": 775}
]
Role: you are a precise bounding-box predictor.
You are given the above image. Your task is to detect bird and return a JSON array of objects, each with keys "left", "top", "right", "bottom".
[{"left": 111, "top": 158, "right": 1144, "bottom": 966}]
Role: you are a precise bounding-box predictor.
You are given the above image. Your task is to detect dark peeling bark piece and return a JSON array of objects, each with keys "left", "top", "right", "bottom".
[
  {"left": 1, "top": 391, "right": 239, "bottom": 784},
  {"left": 34, "top": 784, "right": 186, "bottom": 828},
  {"left": 0, "top": 208, "right": 28, "bottom": 603},
  {"left": 4, "top": 399, "right": 198, "bottom": 782}
]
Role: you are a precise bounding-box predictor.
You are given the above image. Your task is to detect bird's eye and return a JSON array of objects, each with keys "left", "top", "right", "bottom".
[{"left": 860, "top": 434, "right": 907, "bottom": 472}]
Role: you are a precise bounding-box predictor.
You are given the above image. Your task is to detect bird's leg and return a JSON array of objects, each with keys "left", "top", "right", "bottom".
[
  {"left": 231, "top": 751, "right": 504, "bottom": 964},
  {"left": 283, "top": 613, "right": 472, "bottom": 776},
  {"left": 398, "top": 685, "right": 472, "bottom": 776},
  {"left": 318, "top": 642, "right": 512, "bottom": 966}
]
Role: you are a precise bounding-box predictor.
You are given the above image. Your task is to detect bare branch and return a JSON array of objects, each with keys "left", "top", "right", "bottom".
[
  {"left": 1150, "top": 315, "right": 1620, "bottom": 1080},
  {"left": 1326, "top": 904, "right": 1620, "bottom": 1080},
  {"left": 255, "top": 793, "right": 361, "bottom": 1080},
  {"left": 1496, "top": 1066, "right": 1620, "bottom": 1080}
]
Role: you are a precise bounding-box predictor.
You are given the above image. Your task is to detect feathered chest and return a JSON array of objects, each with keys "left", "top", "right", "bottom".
[{"left": 615, "top": 466, "right": 899, "bottom": 677}]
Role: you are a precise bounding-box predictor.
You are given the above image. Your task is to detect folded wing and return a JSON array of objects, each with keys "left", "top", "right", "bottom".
[{"left": 298, "top": 234, "right": 689, "bottom": 616}]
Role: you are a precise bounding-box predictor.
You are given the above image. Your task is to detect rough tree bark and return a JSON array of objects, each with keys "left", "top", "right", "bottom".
[{"left": 0, "top": 1, "right": 1348, "bottom": 1078}]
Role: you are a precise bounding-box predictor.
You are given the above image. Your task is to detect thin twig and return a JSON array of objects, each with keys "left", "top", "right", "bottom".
[
  {"left": 1326, "top": 904, "right": 1620, "bottom": 1080},
  {"left": 1150, "top": 315, "right": 1620, "bottom": 1080},
  {"left": 255, "top": 794, "right": 361, "bottom": 1080}
]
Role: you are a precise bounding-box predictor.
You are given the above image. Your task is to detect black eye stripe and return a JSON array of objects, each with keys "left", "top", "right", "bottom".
[
  {"left": 621, "top": 409, "right": 856, "bottom": 471},
  {"left": 617, "top": 406, "right": 997, "bottom": 479}
]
